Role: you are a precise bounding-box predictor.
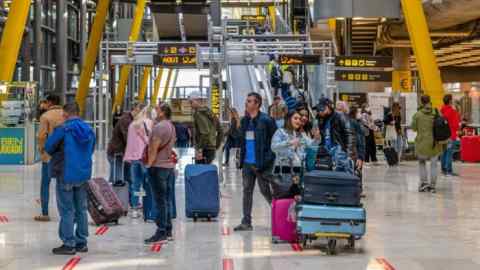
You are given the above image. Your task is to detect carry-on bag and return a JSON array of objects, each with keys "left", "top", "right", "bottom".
[
  {"left": 112, "top": 181, "right": 129, "bottom": 215},
  {"left": 86, "top": 178, "right": 126, "bottom": 225},
  {"left": 306, "top": 145, "right": 333, "bottom": 172},
  {"left": 383, "top": 140, "right": 398, "bottom": 166},
  {"left": 302, "top": 170, "right": 361, "bottom": 206},
  {"left": 296, "top": 204, "right": 366, "bottom": 237},
  {"left": 272, "top": 198, "right": 297, "bottom": 243},
  {"left": 184, "top": 164, "right": 220, "bottom": 221}
]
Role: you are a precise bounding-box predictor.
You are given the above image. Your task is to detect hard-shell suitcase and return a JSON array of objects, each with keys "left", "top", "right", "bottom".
[
  {"left": 296, "top": 204, "right": 366, "bottom": 237},
  {"left": 184, "top": 164, "right": 220, "bottom": 221},
  {"left": 86, "top": 178, "right": 126, "bottom": 225},
  {"left": 302, "top": 170, "right": 361, "bottom": 206},
  {"left": 461, "top": 136, "right": 480, "bottom": 162},
  {"left": 383, "top": 147, "right": 398, "bottom": 166},
  {"left": 272, "top": 198, "right": 297, "bottom": 243}
]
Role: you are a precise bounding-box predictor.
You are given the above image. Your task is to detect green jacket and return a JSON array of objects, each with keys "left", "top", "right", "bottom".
[
  {"left": 193, "top": 107, "right": 223, "bottom": 150},
  {"left": 411, "top": 103, "right": 443, "bottom": 158}
]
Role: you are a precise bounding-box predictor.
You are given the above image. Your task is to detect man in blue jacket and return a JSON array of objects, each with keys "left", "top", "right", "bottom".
[
  {"left": 45, "top": 103, "right": 96, "bottom": 255},
  {"left": 234, "top": 92, "right": 277, "bottom": 232}
]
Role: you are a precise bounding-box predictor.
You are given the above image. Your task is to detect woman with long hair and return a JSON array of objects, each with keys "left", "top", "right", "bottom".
[
  {"left": 297, "top": 107, "right": 313, "bottom": 138},
  {"left": 384, "top": 102, "right": 403, "bottom": 162},
  {"left": 361, "top": 104, "right": 378, "bottom": 165},
  {"left": 223, "top": 108, "right": 241, "bottom": 166},
  {"left": 123, "top": 107, "right": 153, "bottom": 218}
]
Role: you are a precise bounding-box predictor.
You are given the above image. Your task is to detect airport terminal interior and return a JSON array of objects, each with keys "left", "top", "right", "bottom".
[{"left": 1, "top": 0, "right": 480, "bottom": 269}]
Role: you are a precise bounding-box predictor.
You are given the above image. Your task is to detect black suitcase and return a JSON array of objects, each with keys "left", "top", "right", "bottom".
[
  {"left": 383, "top": 147, "right": 398, "bottom": 166},
  {"left": 302, "top": 170, "right": 361, "bottom": 206}
]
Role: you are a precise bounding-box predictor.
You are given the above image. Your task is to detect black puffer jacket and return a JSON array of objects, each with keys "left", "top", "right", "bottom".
[{"left": 318, "top": 111, "right": 356, "bottom": 160}]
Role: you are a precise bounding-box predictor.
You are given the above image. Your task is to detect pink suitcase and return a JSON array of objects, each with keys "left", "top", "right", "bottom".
[
  {"left": 86, "top": 178, "right": 126, "bottom": 225},
  {"left": 272, "top": 198, "right": 297, "bottom": 243}
]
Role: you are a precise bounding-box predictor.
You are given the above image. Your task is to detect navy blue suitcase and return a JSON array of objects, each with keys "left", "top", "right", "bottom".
[
  {"left": 302, "top": 170, "right": 361, "bottom": 206},
  {"left": 184, "top": 164, "right": 220, "bottom": 221},
  {"left": 296, "top": 204, "right": 366, "bottom": 237}
]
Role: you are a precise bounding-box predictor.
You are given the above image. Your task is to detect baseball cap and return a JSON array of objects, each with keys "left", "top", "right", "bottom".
[
  {"left": 315, "top": 97, "right": 333, "bottom": 112},
  {"left": 188, "top": 91, "right": 202, "bottom": 100}
]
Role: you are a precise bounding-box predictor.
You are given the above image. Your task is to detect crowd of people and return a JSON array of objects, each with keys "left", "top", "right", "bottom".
[{"left": 33, "top": 84, "right": 463, "bottom": 254}]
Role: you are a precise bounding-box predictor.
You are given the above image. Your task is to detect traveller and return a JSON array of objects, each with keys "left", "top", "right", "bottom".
[
  {"left": 335, "top": 101, "right": 349, "bottom": 114},
  {"left": 440, "top": 94, "right": 461, "bottom": 177},
  {"left": 315, "top": 97, "right": 356, "bottom": 175},
  {"left": 113, "top": 105, "right": 123, "bottom": 128},
  {"left": 123, "top": 108, "right": 153, "bottom": 218},
  {"left": 297, "top": 107, "right": 314, "bottom": 138},
  {"left": 45, "top": 103, "right": 96, "bottom": 255},
  {"left": 173, "top": 122, "right": 190, "bottom": 148},
  {"left": 234, "top": 92, "right": 277, "bottom": 232},
  {"left": 361, "top": 104, "right": 378, "bottom": 165},
  {"left": 35, "top": 94, "right": 64, "bottom": 222},
  {"left": 223, "top": 108, "right": 241, "bottom": 166},
  {"left": 189, "top": 91, "right": 223, "bottom": 164},
  {"left": 411, "top": 95, "right": 443, "bottom": 193},
  {"left": 144, "top": 102, "right": 177, "bottom": 243},
  {"left": 37, "top": 99, "right": 48, "bottom": 120},
  {"left": 281, "top": 66, "right": 294, "bottom": 96},
  {"left": 107, "top": 102, "right": 146, "bottom": 185},
  {"left": 271, "top": 111, "right": 319, "bottom": 199},
  {"left": 268, "top": 55, "right": 282, "bottom": 97},
  {"left": 348, "top": 106, "right": 366, "bottom": 171},
  {"left": 384, "top": 102, "right": 403, "bottom": 161},
  {"left": 268, "top": 96, "right": 288, "bottom": 128}
]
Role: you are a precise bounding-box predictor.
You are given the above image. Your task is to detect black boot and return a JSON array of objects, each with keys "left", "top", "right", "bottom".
[{"left": 52, "top": 245, "right": 76, "bottom": 255}]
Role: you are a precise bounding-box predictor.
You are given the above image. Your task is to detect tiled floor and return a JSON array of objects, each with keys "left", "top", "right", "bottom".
[{"left": 1, "top": 150, "right": 480, "bottom": 269}]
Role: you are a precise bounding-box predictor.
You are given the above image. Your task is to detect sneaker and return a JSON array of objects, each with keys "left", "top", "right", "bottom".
[
  {"left": 418, "top": 183, "right": 430, "bottom": 193},
  {"left": 75, "top": 244, "right": 88, "bottom": 253},
  {"left": 167, "top": 231, "right": 174, "bottom": 241},
  {"left": 52, "top": 245, "right": 76, "bottom": 255},
  {"left": 34, "top": 215, "right": 51, "bottom": 222},
  {"left": 233, "top": 223, "right": 253, "bottom": 232},
  {"left": 144, "top": 234, "right": 167, "bottom": 244}
]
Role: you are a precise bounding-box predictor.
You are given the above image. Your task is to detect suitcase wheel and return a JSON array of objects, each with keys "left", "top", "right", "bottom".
[
  {"left": 193, "top": 213, "right": 198, "bottom": 222},
  {"left": 326, "top": 239, "right": 337, "bottom": 255},
  {"left": 347, "top": 236, "right": 355, "bottom": 250},
  {"left": 207, "top": 214, "right": 212, "bottom": 222}
]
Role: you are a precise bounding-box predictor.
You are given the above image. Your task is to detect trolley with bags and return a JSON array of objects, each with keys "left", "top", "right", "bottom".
[{"left": 294, "top": 145, "right": 366, "bottom": 255}]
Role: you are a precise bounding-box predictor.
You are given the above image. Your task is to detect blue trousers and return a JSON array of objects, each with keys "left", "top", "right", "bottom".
[
  {"left": 441, "top": 139, "right": 454, "bottom": 174},
  {"left": 147, "top": 167, "right": 175, "bottom": 236},
  {"left": 328, "top": 145, "right": 354, "bottom": 175},
  {"left": 56, "top": 179, "right": 89, "bottom": 248},
  {"left": 40, "top": 162, "right": 52, "bottom": 216},
  {"left": 130, "top": 160, "right": 148, "bottom": 208}
]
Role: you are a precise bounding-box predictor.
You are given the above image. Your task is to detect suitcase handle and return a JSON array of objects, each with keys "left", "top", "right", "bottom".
[
  {"left": 324, "top": 192, "right": 339, "bottom": 202},
  {"left": 320, "top": 221, "right": 341, "bottom": 226}
]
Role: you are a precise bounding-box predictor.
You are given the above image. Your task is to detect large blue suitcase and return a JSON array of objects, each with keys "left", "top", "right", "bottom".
[
  {"left": 296, "top": 204, "right": 366, "bottom": 237},
  {"left": 184, "top": 164, "right": 220, "bottom": 220},
  {"left": 302, "top": 170, "right": 361, "bottom": 206}
]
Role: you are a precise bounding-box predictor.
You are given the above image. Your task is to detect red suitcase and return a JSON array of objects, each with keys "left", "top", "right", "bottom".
[
  {"left": 461, "top": 136, "right": 480, "bottom": 162},
  {"left": 86, "top": 178, "right": 126, "bottom": 225},
  {"left": 272, "top": 198, "right": 297, "bottom": 243}
]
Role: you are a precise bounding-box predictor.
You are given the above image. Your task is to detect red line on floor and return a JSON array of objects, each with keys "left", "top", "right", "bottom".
[
  {"left": 290, "top": 243, "right": 303, "bottom": 252},
  {"left": 150, "top": 243, "right": 162, "bottom": 253},
  {"left": 221, "top": 226, "right": 230, "bottom": 236},
  {"left": 222, "top": 258, "right": 234, "bottom": 270},
  {"left": 376, "top": 258, "right": 396, "bottom": 270},
  {"left": 95, "top": 225, "right": 108, "bottom": 236},
  {"left": 0, "top": 216, "right": 8, "bottom": 223},
  {"left": 62, "top": 256, "right": 81, "bottom": 270}
]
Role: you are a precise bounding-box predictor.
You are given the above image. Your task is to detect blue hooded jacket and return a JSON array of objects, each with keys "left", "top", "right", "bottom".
[{"left": 45, "top": 117, "right": 96, "bottom": 184}]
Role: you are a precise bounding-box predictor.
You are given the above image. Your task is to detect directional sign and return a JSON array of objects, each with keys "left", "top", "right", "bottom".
[
  {"left": 335, "top": 70, "right": 392, "bottom": 82},
  {"left": 279, "top": 55, "right": 321, "bottom": 65},
  {"left": 158, "top": 43, "right": 198, "bottom": 55},
  {"left": 153, "top": 55, "right": 197, "bottom": 67},
  {"left": 335, "top": 56, "right": 392, "bottom": 68}
]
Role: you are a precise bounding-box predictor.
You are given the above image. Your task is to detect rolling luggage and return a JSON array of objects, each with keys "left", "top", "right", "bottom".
[
  {"left": 461, "top": 136, "right": 480, "bottom": 162},
  {"left": 271, "top": 198, "right": 297, "bottom": 243},
  {"left": 305, "top": 145, "right": 333, "bottom": 172},
  {"left": 112, "top": 182, "right": 129, "bottom": 215},
  {"left": 296, "top": 204, "right": 366, "bottom": 237},
  {"left": 383, "top": 144, "right": 399, "bottom": 166},
  {"left": 86, "top": 178, "right": 126, "bottom": 225},
  {"left": 184, "top": 164, "right": 220, "bottom": 221},
  {"left": 302, "top": 170, "right": 361, "bottom": 207}
]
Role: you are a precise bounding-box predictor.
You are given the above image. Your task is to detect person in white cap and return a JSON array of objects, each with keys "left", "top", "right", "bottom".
[{"left": 188, "top": 91, "right": 223, "bottom": 164}]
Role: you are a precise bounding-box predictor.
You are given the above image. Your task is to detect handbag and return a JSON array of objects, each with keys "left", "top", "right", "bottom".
[{"left": 142, "top": 122, "right": 176, "bottom": 165}]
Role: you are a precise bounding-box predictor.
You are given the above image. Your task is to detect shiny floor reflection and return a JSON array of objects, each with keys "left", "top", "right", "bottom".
[{"left": 1, "top": 150, "right": 480, "bottom": 269}]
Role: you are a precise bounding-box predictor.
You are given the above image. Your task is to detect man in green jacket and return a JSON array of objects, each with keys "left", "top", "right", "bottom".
[
  {"left": 189, "top": 91, "right": 223, "bottom": 164},
  {"left": 411, "top": 95, "right": 444, "bottom": 193}
]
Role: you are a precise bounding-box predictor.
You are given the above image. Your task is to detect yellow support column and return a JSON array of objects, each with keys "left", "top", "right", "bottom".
[
  {"left": 0, "top": 0, "right": 32, "bottom": 82},
  {"left": 137, "top": 66, "right": 152, "bottom": 103},
  {"left": 268, "top": 6, "right": 276, "bottom": 32},
  {"left": 76, "top": 0, "right": 111, "bottom": 115},
  {"left": 401, "top": 0, "right": 444, "bottom": 108},
  {"left": 162, "top": 69, "right": 174, "bottom": 100},
  {"left": 112, "top": 0, "right": 148, "bottom": 112},
  {"left": 151, "top": 69, "right": 164, "bottom": 106}
]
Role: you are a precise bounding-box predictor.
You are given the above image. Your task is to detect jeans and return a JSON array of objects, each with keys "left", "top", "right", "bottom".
[
  {"left": 328, "top": 145, "right": 354, "bottom": 175},
  {"left": 130, "top": 160, "right": 148, "bottom": 208},
  {"left": 147, "top": 167, "right": 174, "bottom": 236},
  {"left": 223, "top": 137, "right": 239, "bottom": 164},
  {"left": 55, "top": 179, "right": 88, "bottom": 248},
  {"left": 418, "top": 155, "right": 439, "bottom": 188},
  {"left": 395, "top": 135, "right": 404, "bottom": 161},
  {"left": 40, "top": 162, "right": 52, "bottom": 216},
  {"left": 241, "top": 164, "right": 273, "bottom": 225},
  {"left": 441, "top": 139, "right": 454, "bottom": 174}
]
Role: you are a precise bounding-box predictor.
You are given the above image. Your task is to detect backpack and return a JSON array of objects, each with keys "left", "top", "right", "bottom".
[
  {"left": 433, "top": 109, "right": 451, "bottom": 144},
  {"left": 270, "top": 65, "right": 283, "bottom": 88}
]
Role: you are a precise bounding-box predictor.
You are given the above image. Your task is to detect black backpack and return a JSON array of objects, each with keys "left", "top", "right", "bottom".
[{"left": 433, "top": 109, "right": 451, "bottom": 143}]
